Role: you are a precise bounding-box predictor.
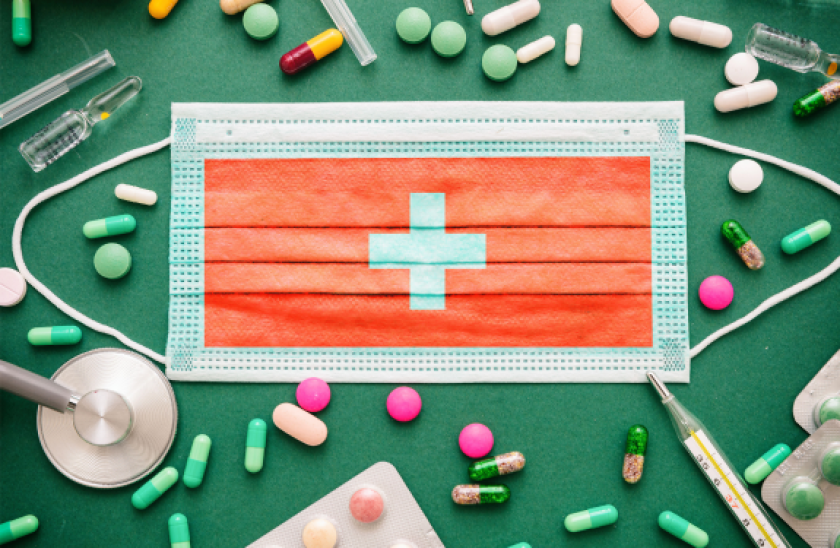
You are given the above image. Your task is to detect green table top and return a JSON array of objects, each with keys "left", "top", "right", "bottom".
[{"left": 1, "top": 0, "right": 839, "bottom": 546}]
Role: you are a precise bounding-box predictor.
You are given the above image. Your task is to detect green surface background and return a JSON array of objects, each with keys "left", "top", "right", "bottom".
[{"left": 1, "top": 0, "right": 839, "bottom": 546}]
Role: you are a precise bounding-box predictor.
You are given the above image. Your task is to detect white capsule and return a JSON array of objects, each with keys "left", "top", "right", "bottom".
[
  {"left": 565, "top": 24, "right": 582, "bottom": 66},
  {"left": 115, "top": 184, "right": 158, "bottom": 206},
  {"left": 481, "top": 0, "right": 540, "bottom": 36},
  {"left": 669, "top": 16, "right": 732, "bottom": 48},
  {"left": 725, "top": 52, "right": 760, "bottom": 86},
  {"left": 516, "top": 35, "right": 555, "bottom": 64},
  {"left": 714, "top": 80, "right": 777, "bottom": 113}
]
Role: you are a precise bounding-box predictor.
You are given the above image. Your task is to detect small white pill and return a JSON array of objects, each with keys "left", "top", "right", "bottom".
[
  {"left": 516, "top": 35, "right": 555, "bottom": 64},
  {"left": 714, "top": 80, "right": 777, "bottom": 113},
  {"left": 115, "top": 184, "right": 158, "bottom": 206},
  {"left": 729, "top": 159, "right": 763, "bottom": 193},
  {"left": 725, "top": 52, "right": 760, "bottom": 86},
  {"left": 669, "top": 16, "right": 731, "bottom": 48},
  {"left": 0, "top": 268, "right": 26, "bottom": 307},
  {"left": 565, "top": 24, "right": 582, "bottom": 66},
  {"left": 481, "top": 0, "right": 540, "bottom": 36}
]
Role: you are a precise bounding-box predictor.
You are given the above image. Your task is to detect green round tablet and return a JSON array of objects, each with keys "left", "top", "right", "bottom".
[
  {"left": 94, "top": 243, "right": 132, "bottom": 280},
  {"left": 396, "top": 7, "right": 431, "bottom": 44},
  {"left": 243, "top": 3, "right": 279, "bottom": 41},
  {"left": 482, "top": 45, "right": 517, "bottom": 81},
  {"left": 784, "top": 481, "right": 824, "bottom": 520},
  {"left": 822, "top": 447, "right": 840, "bottom": 485},
  {"left": 431, "top": 21, "right": 466, "bottom": 57},
  {"left": 820, "top": 397, "right": 840, "bottom": 425}
]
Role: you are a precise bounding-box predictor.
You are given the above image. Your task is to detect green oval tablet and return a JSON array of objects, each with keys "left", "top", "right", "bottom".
[
  {"left": 396, "top": 7, "right": 431, "bottom": 44},
  {"left": 822, "top": 447, "right": 840, "bottom": 485},
  {"left": 820, "top": 397, "right": 840, "bottom": 425},
  {"left": 94, "top": 243, "right": 132, "bottom": 280},
  {"left": 243, "top": 3, "right": 279, "bottom": 40},
  {"left": 431, "top": 21, "right": 466, "bottom": 57},
  {"left": 784, "top": 481, "right": 824, "bottom": 520},
  {"left": 482, "top": 45, "right": 517, "bottom": 81}
]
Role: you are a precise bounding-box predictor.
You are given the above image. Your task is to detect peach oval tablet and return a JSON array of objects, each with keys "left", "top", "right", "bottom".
[
  {"left": 273, "top": 403, "right": 328, "bottom": 446},
  {"left": 611, "top": 0, "right": 659, "bottom": 38},
  {"left": 302, "top": 518, "right": 337, "bottom": 548},
  {"left": 220, "top": 0, "right": 263, "bottom": 14}
]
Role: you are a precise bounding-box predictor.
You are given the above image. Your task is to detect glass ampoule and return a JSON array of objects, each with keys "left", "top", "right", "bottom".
[{"left": 746, "top": 23, "right": 839, "bottom": 79}]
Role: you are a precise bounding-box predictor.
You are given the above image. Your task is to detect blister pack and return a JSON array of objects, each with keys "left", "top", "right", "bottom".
[
  {"left": 794, "top": 349, "right": 840, "bottom": 434},
  {"left": 761, "top": 420, "right": 840, "bottom": 548}
]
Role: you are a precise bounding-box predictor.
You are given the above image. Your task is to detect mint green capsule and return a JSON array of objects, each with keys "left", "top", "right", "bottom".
[
  {"left": 0, "top": 515, "right": 38, "bottom": 545},
  {"left": 564, "top": 504, "right": 618, "bottom": 532},
  {"left": 745, "top": 443, "right": 791, "bottom": 484},
  {"left": 168, "top": 513, "right": 190, "bottom": 548},
  {"left": 184, "top": 434, "right": 211, "bottom": 488},
  {"left": 132, "top": 466, "right": 179, "bottom": 509},
  {"left": 83, "top": 214, "right": 136, "bottom": 239},
  {"left": 27, "top": 326, "right": 82, "bottom": 345},
  {"left": 12, "top": 0, "right": 31, "bottom": 47},
  {"left": 781, "top": 220, "right": 831, "bottom": 254},
  {"left": 245, "top": 418, "right": 266, "bottom": 473},
  {"left": 507, "top": 544, "right": 531, "bottom": 548},
  {"left": 659, "top": 511, "right": 709, "bottom": 548}
]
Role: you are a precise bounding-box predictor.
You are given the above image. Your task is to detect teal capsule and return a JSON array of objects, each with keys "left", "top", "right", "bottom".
[
  {"left": 507, "top": 544, "right": 531, "bottom": 548},
  {"left": 132, "top": 466, "right": 179, "bottom": 509},
  {"left": 0, "top": 515, "right": 38, "bottom": 545},
  {"left": 658, "top": 511, "right": 709, "bottom": 548},
  {"left": 184, "top": 434, "right": 211, "bottom": 488},
  {"left": 12, "top": 0, "right": 31, "bottom": 47},
  {"left": 168, "top": 513, "right": 190, "bottom": 548},
  {"left": 781, "top": 220, "right": 831, "bottom": 254},
  {"left": 245, "top": 418, "right": 267, "bottom": 473},
  {"left": 745, "top": 443, "right": 791, "bottom": 484},
  {"left": 27, "top": 326, "right": 82, "bottom": 345},
  {"left": 564, "top": 504, "right": 618, "bottom": 532},
  {"left": 83, "top": 214, "right": 136, "bottom": 239}
]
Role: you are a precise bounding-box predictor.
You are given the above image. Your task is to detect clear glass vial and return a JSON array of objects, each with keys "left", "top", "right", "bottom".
[{"left": 746, "top": 23, "right": 839, "bottom": 79}]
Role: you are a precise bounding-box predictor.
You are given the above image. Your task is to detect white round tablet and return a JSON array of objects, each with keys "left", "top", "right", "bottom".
[
  {"left": 729, "top": 159, "right": 764, "bottom": 193},
  {"left": 725, "top": 52, "right": 759, "bottom": 86},
  {"left": 0, "top": 268, "right": 27, "bottom": 307}
]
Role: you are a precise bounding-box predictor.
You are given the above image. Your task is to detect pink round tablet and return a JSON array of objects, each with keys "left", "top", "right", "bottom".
[
  {"left": 387, "top": 387, "right": 422, "bottom": 422},
  {"left": 296, "top": 377, "right": 331, "bottom": 413},
  {"left": 349, "top": 487, "right": 384, "bottom": 523},
  {"left": 699, "top": 275, "right": 734, "bottom": 310},
  {"left": 459, "top": 423, "right": 494, "bottom": 458}
]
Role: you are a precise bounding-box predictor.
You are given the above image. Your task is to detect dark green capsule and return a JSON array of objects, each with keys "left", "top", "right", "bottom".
[
  {"left": 452, "top": 484, "right": 510, "bottom": 505},
  {"left": 721, "top": 220, "right": 751, "bottom": 248},
  {"left": 625, "top": 425, "right": 648, "bottom": 456},
  {"left": 468, "top": 451, "right": 525, "bottom": 481},
  {"left": 793, "top": 81, "right": 840, "bottom": 118}
]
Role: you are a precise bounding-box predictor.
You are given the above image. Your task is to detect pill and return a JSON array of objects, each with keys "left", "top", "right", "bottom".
[
  {"left": 243, "top": 3, "right": 279, "bottom": 40},
  {"left": 781, "top": 220, "right": 831, "bottom": 254},
  {"left": 483, "top": 45, "right": 518, "bottom": 82},
  {"left": 746, "top": 444, "right": 792, "bottom": 484},
  {"left": 564, "top": 504, "right": 618, "bottom": 532},
  {"left": 794, "top": 81, "right": 840, "bottom": 118},
  {"left": 431, "top": 21, "right": 466, "bottom": 57},
  {"left": 280, "top": 30, "right": 343, "bottom": 75},
  {"left": 184, "top": 434, "right": 211, "bottom": 488},
  {"left": 245, "top": 418, "right": 267, "bottom": 473},
  {"left": 302, "top": 518, "right": 337, "bottom": 548},
  {"left": 168, "top": 513, "right": 190, "bottom": 548},
  {"left": 721, "top": 220, "right": 765, "bottom": 270},
  {"left": 507, "top": 544, "right": 532, "bottom": 548},
  {"left": 623, "top": 424, "right": 648, "bottom": 484},
  {"left": 834, "top": 530, "right": 840, "bottom": 548},
  {"left": 0, "top": 268, "right": 27, "bottom": 307},
  {"left": 83, "top": 214, "right": 137, "bottom": 239},
  {"left": 396, "top": 7, "right": 432, "bottom": 44},
  {"left": 12, "top": 0, "right": 31, "bottom": 47},
  {"left": 565, "top": 24, "right": 582, "bottom": 66},
  {"left": 459, "top": 423, "right": 494, "bottom": 458},
  {"left": 115, "top": 184, "right": 158, "bottom": 206},
  {"left": 0, "top": 515, "right": 38, "bottom": 544},
  {"left": 481, "top": 0, "right": 540, "bottom": 36},
  {"left": 715, "top": 80, "right": 777, "bottom": 113},
  {"left": 658, "top": 511, "right": 709, "bottom": 548},
  {"left": 821, "top": 446, "right": 840, "bottom": 485},
  {"left": 611, "top": 0, "right": 659, "bottom": 39},
  {"left": 728, "top": 159, "right": 763, "bottom": 193},
  {"left": 818, "top": 396, "right": 840, "bottom": 426},
  {"left": 349, "top": 487, "right": 384, "bottom": 523},
  {"left": 273, "top": 403, "right": 328, "bottom": 446},
  {"left": 131, "top": 466, "right": 178, "bottom": 509},
  {"left": 516, "top": 36, "right": 554, "bottom": 64},
  {"left": 725, "top": 53, "right": 759, "bottom": 86},
  {"left": 783, "top": 480, "right": 824, "bottom": 520},
  {"left": 149, "top": 0, "right": 178, "bottom": 19},
  {"left": 386, "top": 386, "right": 422, "bottom": 422},
  {"left": 451, "top": 484, "right": 510, "bottom": 504},
  {"left": 468, "top": 451, "right": 525, "bottom": 481},
  {"left": 27, "top": 326, "right": 82, "bottom": 346},
  {"left": 296, "top": 377, "right": 331, "bottom": 412},
  {"left": 669, "top": 17, "right": 731, "bottom": 48},
  {"left": 94, "top": 243, "right": 132, "bottom": 279},
  {"left": 698, "top": 275, "right": 733, "bottom": 310},
  {"left": 220, "top": 0, "right": 262, "bottom": 14}
]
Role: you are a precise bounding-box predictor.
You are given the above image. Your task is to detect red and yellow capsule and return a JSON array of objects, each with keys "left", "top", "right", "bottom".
[{"left": 280, "top": 29, "right": 344, "bottom": 75}]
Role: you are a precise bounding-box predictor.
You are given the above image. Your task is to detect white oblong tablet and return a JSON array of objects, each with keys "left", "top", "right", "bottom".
[
  {"left": 273, "top": 403, "right": 328, "bottom": 446},
  {"left": 115, "top": 184, "right": 158, "bottom": 206},
  {"left": 714, "top": 80, "right": 777, "bottom": 113},
  {"left": 725, "top": 52, "right": 760, "bottom": 86},
  {"left": 0, "top": 268, "right": 26, "bottom": 307},
  {"left": 669, "top": 16, "right": 732, "bottom": 48},
  {"left": 516, "top": 35, "right": 555, "bottom": 64},
  {"left": 481, "top": 0, "right": 540, "bottom": 36},
  {"left": 565, "top": 24, "right": 582, "bottom": 66},
  {"left": 729, "top": 159, "right": 763, "bottom": 193}
]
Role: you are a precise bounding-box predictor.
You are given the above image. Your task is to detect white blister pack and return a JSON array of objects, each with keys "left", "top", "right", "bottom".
[
  {"left": 761, "top": 420, "right": 840, "bottom": 548},
  {"left": 247, "top": 462, "right": 444, "bottom": 548},
  {"left": 794, "top": 349, "right": 840, "bottom": 434}
]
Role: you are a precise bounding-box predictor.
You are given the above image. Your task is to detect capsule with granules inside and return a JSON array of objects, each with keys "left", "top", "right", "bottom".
[
  {"left": 623, "top": 424, "right": 648, "bottom": 483},
  {"left": 793, "top": 81, "right": 840, "bottom": 118},
  {"left": 468, "top": 451, "right": 525, "bottom": 481},
  {"left": 721, "top": 220, "right": 765, "bottom": 270},
  {"left": 452, "top": 484, "right": 510, "bottom": 504}
]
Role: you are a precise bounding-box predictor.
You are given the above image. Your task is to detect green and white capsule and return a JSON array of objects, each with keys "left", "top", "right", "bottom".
[
  {"left": 564, "top": 504, "right": 618, "bottom": 532},
  {"left": 451, "top": 484, "right": 510, "bottom": 505},
  {"left": 12, "top": 0, "right": 31, "bottom": 47},
  {"left": 132, "top": 466, "right": 179, "bottom": 509},
  {"left": 184, "top": 434, "right": 211, "bottom": 488},
  {"left": 83, "top": 214, "right": 136, "bottom": 239},
  {"left": 168, "top": 513, "right": 190, "bottom": 548},
  {"left": 468, "top": 451, "right": 525, "bottom": 481},
  {"left": 0, "top": 515, "right": 38, "bottom": 544},
  {"left": 722, "top": 220, "right": 764, "bottom": 269},
  {"left": 745, "top": 443, "right": 791, "bottom": 484},
  {"left": 245, "top": 418, "right": 267, "bottom": 473},
  {"left": 781, "top": 220, "right": 831, "bottom": 254},
  {"left": 658, "top": 511, "right": 709, "bottom": 548},
  {"left": 27, "top": 326, "right": 82, "bottom": 345},
  {"left": 623, "top": 424, "right": 648, "bottom": 484}
]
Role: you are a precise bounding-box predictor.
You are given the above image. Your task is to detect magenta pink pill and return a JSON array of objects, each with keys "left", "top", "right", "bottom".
[
  {"left": 296, "top": 377, "right": 331, "bottom": 413},
  {"left": 459, "top": 423, "right": 494, "bottom": 458},
  {"left": 699, "top": 275, "right": 734, "bottom": 310},
  {"left": 349, "top": 487, "right": 384, "bottom": 523},
  {"left": 387, "top": 387, "right": 422, "bottom": 422}
]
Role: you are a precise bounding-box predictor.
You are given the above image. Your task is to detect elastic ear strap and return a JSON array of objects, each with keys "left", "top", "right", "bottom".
[
  {"left": 12, "top": 136, "right": 173, "bottom": 366},
  {"left": 685, "top": 134, "right": 840, "bottom": 359}
]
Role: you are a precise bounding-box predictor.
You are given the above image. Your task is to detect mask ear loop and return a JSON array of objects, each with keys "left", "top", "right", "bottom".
[
  {"left": 686, "top": 134, "right": 840, "bottom": 359},
  {"left": 12, "top": 136, "right": 173, "bottom": 366}
]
